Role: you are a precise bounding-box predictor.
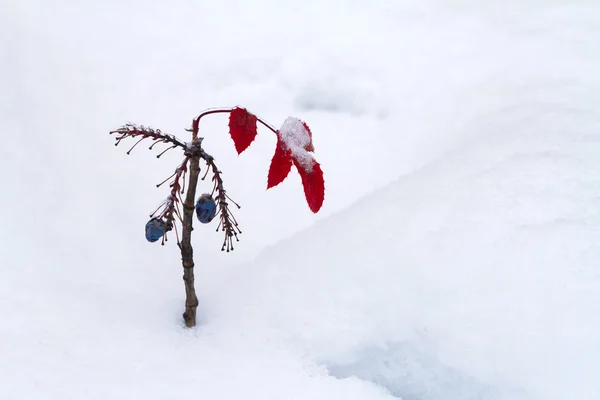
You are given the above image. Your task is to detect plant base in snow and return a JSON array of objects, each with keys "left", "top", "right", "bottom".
[{"left": 110, "top": 106, "right": 325, "bottom": 327}]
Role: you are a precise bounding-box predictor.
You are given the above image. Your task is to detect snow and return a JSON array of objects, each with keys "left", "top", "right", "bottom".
[
  {"left": 2, "top": 0, "right": 600, "bottom": 399},
  {"left": 278, "top": 116, "right": 315, "bottom": 172}
]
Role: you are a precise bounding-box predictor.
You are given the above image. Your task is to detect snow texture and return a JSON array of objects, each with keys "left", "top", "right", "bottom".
[
  {"left": 2, "top": 0, "right": 600, "bottom": 399},
  {"left": 278, "top": 116, "right": 315, "bottom": 172}
]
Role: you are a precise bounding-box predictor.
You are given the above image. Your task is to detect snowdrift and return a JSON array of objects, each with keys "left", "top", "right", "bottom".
[
  {"left": 2, "top": 1, "right": 599, "bottom": 399},
  {"left": 207, "top": 80, "right": 600, "bottom": 400}
]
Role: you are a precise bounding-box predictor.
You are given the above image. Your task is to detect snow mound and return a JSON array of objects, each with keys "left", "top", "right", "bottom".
[
  {"left": 206, "top": 78, "right": 600, "bottom": 400},
  {"left": 2, "top": 1, "right": 600, "bottom": 399}
]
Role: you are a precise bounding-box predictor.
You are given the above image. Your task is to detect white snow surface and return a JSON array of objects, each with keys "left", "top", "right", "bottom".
[{"left": 2, "top": 0, "right": 600, "bottom": 399}]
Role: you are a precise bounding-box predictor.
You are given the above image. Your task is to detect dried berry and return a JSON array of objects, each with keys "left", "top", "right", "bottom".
[
  {"left": 145, "top": 217, "right": 167, "bottom": 242},
  {"left": 195, "top": 193, "right": 217, "bottom": 224}
]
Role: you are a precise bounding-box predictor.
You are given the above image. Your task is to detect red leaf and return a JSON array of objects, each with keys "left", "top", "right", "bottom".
[
  {"left": 301, "top": 121, "right": 314, "bottom": 152},
  {"left": 228, "top": 107, "right": 258, "bottom": 154},
  {"left": 294, "top": 158, "right": 325, "bottom": 213},
  {"left": 267, "top": 137, "right": 293, "bottom": 189}
]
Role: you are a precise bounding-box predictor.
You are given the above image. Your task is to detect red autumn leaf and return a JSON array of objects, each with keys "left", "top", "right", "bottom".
[
  {"left": 266, "top": 116, "right": 325, "bottom": 213},
  {"left": 228, "top": 107, "right": 258, "bottom": 154},
  {"left": 294, "top": 158, "right": 325, "bottom": 213},
  {"left": 301, "top": 121, "right": 314, "bottom": 152},
  {"left": 267, "top": 136, "right": 293, "bottom": 189}
]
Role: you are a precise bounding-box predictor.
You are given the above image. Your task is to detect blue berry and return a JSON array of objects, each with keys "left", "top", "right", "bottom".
[
  {"left": 145, "top": 217, "right": 167, "bottom": 242},
  {"left": 195, "top": 193, "right": 217, "bottom": 224}
]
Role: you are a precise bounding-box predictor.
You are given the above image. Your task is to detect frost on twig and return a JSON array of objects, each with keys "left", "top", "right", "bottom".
[{"left": 110, "top": 124, "right": 186, "bottom": 157}]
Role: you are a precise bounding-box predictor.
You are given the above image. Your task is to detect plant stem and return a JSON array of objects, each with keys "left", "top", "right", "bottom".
[
  {"left": 180, "top": 155, "right": 201, "bottom": 327},
  {"left": 192, "top": 107, "right": 279, "bottom": 141}
]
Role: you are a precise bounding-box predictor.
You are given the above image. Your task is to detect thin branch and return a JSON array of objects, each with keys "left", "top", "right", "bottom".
[
  {"left": 110, "top": 124, "right": 186, "bottom": 153},
  {"left": 156, "top": 144, "right": 178, "bottom": 158},
  {"left": 190, "top": 108, "right": 232, "bottom": 141},
  {"left": 200, "top": 151, "right": 242, "bottom": 252},
  {"left": 256, "top": 118, "right": 278, "bottom": 135},
  {"left": 189, "top": 107, "right": 279, "bottom": 141},
  {"left": 180, "top": 155, "right": 201, "bottom": 327},
  {"left": 194, "top": 107, "right": 233, "bottom": 121}
]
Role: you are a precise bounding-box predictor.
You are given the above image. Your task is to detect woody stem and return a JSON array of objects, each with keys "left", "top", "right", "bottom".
[{"left": 180, "top": 155, "right": 201, "bottom": 328}]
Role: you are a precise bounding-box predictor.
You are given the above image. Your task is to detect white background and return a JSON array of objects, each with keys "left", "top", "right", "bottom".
[{"left": 1, "top": 1, "right": 599, "bottom": 399}]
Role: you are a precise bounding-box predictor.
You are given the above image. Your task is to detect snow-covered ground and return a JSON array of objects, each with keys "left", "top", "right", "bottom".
[{"left": 2, "top": 0, "right": 599, "bottom": 399}]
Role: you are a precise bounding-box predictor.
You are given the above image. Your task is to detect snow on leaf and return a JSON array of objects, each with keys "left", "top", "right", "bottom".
[
  {"left": 267, "top": 136, "right": 293, "bottom": 189},
  {"left": 278, "top": 117, "right": 315, "bottom": 172},
  {"left": 228, "top": 107, "right": 258, "bottom": 154},
  {"left": 294, "top": 158, "right": 325, "bottom": 213},
  {"left": 268, "top": 116, "right": 325, "bottom": 212}
]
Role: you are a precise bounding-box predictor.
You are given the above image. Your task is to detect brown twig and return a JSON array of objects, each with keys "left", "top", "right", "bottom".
[{"left": 179, "top": 150, "right": 201, "bottom": 327}]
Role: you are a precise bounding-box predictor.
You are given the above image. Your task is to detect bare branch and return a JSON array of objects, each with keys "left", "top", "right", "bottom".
[
  {"left": 110, "top": 124, "right": 186, "bottom": 153},
  {"left": 180, "top": 155, "right": 201, "bottom": 327}
]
